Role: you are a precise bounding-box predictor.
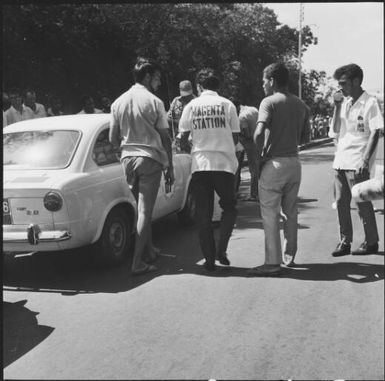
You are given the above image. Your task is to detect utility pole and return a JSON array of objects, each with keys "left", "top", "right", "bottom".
[{"left": 298, "top": 3, "right": 304, "bottom": 100}]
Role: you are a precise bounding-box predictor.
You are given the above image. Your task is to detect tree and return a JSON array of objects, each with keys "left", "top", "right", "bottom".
[{"left": 3, "top": 4, "right": 316, "bottom": 112}]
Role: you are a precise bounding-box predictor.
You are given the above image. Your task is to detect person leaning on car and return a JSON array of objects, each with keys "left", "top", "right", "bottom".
[{"left": 109, "top": 57, "right": 174, "bottom": 276}]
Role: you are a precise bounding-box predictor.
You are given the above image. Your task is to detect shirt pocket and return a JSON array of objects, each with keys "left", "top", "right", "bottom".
[{"left": 356, "top": 114, "right": 365, "bottom": 133}]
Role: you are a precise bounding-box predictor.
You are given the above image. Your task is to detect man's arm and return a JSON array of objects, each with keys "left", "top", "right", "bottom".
[
  {"left": 178, "top": 103, "right": 192, "bottom": 153},
  {"left": 330, "top": 92, "right": 343, "bottom": 136},
  {"left": 357, "top": 98, "right": 384, "bottom": 177},
  {"left": 180, "top": 131, "right": 191, "bottom": 152},
  {"left": 300, "top": 106, "right": 311, "bottom": 145},
  {"left": 156, "top": 101, "right": 175, "bottom": 185},
  {"left": 229, "top": 102, "right": 240, "bottom": 146},
  {"left": 157, "top": 128, "right": 175, "bottom": 184},
  {"left": 357, "top": 129, "right": 380, "bottom": 177},
  {"left": 167, "top": 98, "right": 177, "bottom": 122},
  {"left": 109, "top": 110, "right": 121, "bottom": 149},
  {"left": 254, "top": 121, "right": 266, "bottom": 157}
]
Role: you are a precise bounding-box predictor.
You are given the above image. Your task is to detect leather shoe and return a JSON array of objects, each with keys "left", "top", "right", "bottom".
[
  {"left": 204, "top": 261, "right": 216, "bottom": 271},
  {"left": 217, "top": 253, "right": 230, "bottom": 266},
  {"left": 331, "top": 242, "right": 351, "bottom": 257},
  {"left": 351, "top": 242, "right": 379, "bottom": 255}
]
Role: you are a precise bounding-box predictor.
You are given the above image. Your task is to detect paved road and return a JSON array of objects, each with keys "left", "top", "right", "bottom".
[{"left": 3, "top": 142, "right": 384, "bottom": 380}]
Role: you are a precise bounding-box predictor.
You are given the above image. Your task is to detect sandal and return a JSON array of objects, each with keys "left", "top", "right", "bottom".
[
  {"left": 144, "top": 246, "right": 161, "bottom": 264},
  {"left": 132, "top": 264, "right": 158, "bottom": 276}
]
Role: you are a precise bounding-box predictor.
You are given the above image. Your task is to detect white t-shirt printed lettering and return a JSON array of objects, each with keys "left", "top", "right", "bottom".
[
  {"left": 179, "top": 90, "right": 240, "bottom": 174},
  {"left": 191, "top": 104, "right": 226, "bottom": 129}
]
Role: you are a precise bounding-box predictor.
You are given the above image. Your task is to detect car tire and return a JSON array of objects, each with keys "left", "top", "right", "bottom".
[
  {"left": 177, "top": 186, "right": 196, "bottom": 226},
  {"left": 96, "top": 207, "right": 133, "bottom": 266}
]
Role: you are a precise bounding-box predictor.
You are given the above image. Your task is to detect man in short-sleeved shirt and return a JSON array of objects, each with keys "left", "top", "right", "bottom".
[
  {"left": 110, "top": 58, "right": 174, "bottom": 275},
  {"left": 24, "top": 89, "right": 47, "bottom": 118},
  {"left": 247, "top": 63, "right": 309, "bottom": 277},
  {"left": 5, "top": 89, "right": 34, "bottom": 125},
  {"left": 167, "top": 80, "right": 196, "bottom": 139},
  {"left": 329, "top": 63, "right": 382, "bottom": 257},
  {"left": 179, "top": 68, "right": 240, "bottom": 271},
  {"left": 78, "top": 95, "right": 103, "bottom": 114}
]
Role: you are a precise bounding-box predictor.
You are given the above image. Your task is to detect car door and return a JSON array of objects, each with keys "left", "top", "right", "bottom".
[{"left": 152, "top": 151, "right": 186, "bottom": 219}]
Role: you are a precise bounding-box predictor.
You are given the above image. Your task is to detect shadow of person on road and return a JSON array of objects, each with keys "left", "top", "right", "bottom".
[
  {"left": 276, "top": 261, "right": 384, "bottom": 283},
  {"left": 3, "top": 300, "right": 54, "bottom": 368}
]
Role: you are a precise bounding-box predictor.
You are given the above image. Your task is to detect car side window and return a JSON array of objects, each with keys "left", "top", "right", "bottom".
[{"left": 92, "top": 129, "right": 120, "bottom": 166}]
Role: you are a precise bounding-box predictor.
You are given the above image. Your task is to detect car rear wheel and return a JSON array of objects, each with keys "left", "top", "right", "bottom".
[
  {"left": 96, "top": 207, "right": 133, "bottom": 266},
  {"left": 177, "top": 186, "right": 196, "bottom": 226}
]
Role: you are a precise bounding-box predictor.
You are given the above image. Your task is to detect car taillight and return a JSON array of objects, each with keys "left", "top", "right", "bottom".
[{"left": 43, "top": 192, "right": 63, "bottom": 212}]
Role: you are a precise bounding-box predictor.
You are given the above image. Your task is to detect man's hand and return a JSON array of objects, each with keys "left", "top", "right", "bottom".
[
  {"left": 356, "top": 158, "right": 370, "bottom": 179},
  {"left": 333, "top": 91, "right": 344, "bottom": 105},
  {"left": 164, "top": 166, "right": 175, "bottom": 186}
]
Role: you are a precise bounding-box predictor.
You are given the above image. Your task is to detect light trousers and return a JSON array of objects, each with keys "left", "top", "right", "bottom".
[{"left": 259, "top": 157, "right": 301, "bottom": 265}]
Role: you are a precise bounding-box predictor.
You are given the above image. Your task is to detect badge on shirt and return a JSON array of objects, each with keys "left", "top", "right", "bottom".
[{"left": 356, "top": 115, "right": 365, "bottom": 132}]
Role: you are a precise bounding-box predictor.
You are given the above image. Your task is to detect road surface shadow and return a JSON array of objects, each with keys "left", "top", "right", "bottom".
[
  {"left": 278, "top": 261, "right": 384, "bottom": 283},
  {"left": 3, "top": 300, "right": 54, "bottom": 368},
  {"left": 4, "top": 242, "right": 384, "bottom": 295},
  {"left": 1, "top": 198, "right": 378, "bottom": 295},
  {"left": 165, "top": 261, "right": 384, "bottom": 284}
]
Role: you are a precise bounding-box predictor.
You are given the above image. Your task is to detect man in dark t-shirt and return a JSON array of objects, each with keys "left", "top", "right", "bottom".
[{"left": 247, "top": 63, "right": 310, "bottom": 277}]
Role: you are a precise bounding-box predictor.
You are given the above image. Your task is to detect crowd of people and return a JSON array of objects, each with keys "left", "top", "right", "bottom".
[
  {"left": 3, "top": 59, "right": 383, "bottom": 276},
  {"left": 2, "top": 89, "right": 112, "bottom": 127},
  {"left": 109, "top": 58, "right": 382, "bottom": 276},
  {"left": 310, "top": 114, "right": 330, "bottom": 140}
]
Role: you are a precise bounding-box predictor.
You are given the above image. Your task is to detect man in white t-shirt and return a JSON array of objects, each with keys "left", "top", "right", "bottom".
[
  {"left": 77, "top": 95, "right": 103, "bottom": 114},
  {"left": 5, "top": 88, "right": 34, "bottom": 125},
  {"left": 329, "top": 63, "right": 383, "bottom": 257},
  {"left": 179, "top": 68, "right": 240, "bottom": 271},
  {"left": 24, "top": 89, "right": 47, "bottom": 118}
]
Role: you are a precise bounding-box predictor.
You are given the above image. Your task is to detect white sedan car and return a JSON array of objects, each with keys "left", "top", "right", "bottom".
[{"left": 3, "top": 114, "right": 195, "bottom": 265}]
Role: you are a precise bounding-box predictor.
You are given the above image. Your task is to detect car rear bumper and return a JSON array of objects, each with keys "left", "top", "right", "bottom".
[{"left": 3, "top": 224, "right": 71, "bottom": 244}]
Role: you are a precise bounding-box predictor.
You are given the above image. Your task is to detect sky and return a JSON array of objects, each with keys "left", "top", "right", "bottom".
[{"left": 265, "top": 2, "right": 384, "bottom": 94}]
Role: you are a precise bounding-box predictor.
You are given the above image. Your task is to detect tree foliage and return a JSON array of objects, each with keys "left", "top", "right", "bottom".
[{"left": 3, "top": 3, "right": 322, "bottom": 113}]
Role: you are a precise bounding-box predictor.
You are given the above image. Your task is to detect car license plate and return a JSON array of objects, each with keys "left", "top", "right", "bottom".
[{"left": 3, "top": 199, "right": 12, "bottom": 225}]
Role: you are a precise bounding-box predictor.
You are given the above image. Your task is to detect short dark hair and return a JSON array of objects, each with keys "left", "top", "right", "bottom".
[
  {"left": 81, "top": 94, "right": 93, "bottom": 105},
  {"left": 24, "top": 88, "right": 36, "bottom": 97},
  {"left": 263, "top": 63, "right": 289, "bottom": 87},
  {"left": 133, "top": 57, "right": 161, "bottom": 83},
  {"left": 333, "top": 63, "right": 363, "bottom": 85},
  {"left": 196, "top": 68, "right": 220, "bottom": 91},
  {"left": 8, "top": 88, "right": 22, "bottom": 98}
]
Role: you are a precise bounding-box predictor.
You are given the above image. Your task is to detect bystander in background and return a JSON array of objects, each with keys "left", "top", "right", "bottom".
[{"left": 24, "top": 89, "right": 47, "bottom": 118}]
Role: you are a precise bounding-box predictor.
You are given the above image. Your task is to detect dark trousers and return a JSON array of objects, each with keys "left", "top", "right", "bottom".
[
  {"left": 192, "top": 171, "right": 238, "bottom": 264},
  {"left": 335, "top": 169, "right": 379, "bottom": 245}
]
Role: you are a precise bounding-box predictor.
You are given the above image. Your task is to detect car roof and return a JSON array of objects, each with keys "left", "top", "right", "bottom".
[{"left": 3, "top": 114, "right": 111, "bottom": 135}]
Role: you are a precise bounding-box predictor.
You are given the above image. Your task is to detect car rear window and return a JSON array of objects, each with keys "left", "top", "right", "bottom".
[{"left": 3, "top": 130, "right": 81, "bottom": 169}]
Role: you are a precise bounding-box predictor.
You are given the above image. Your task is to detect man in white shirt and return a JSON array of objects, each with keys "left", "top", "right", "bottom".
[
  {"left": 4, "top": 88, "right": 34, "bottom": 125},
  {"left": 329, "top": 63, "right": 383, "bottom": 257},
  {"left": 77, "top": 95, "right": 103, "bottom": 114},
  {"left": 110, "top": 57, "right": 174, "bottom": 275},
  {"left": 24, "top": 89, "right": 47, "bottom": 118},
  {"left": 179, "top": 68, "right": 240, "bottom": 271}
]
